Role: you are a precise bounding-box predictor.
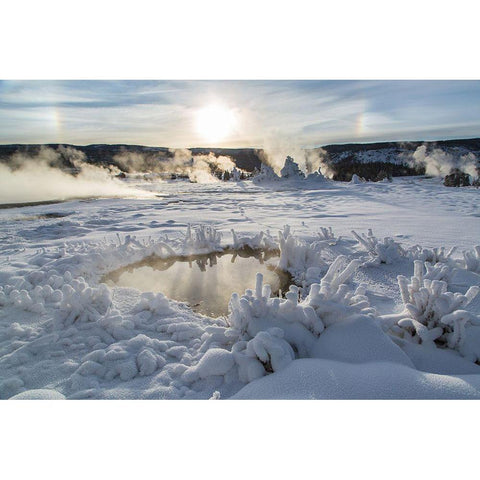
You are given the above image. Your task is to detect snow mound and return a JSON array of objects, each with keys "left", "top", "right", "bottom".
[
  {"left": 350, "top": 174, "right": 366, "bottom": 184},
  {"left": 232, "top": 358, "right": 480, "bottom": 399},
  {"left": 311, "top": 315, "right": 414, "bottom": 367},
  {"left": 352, "top": 229, "right": 407, "bottom": 265},
  {"left": 9, "top": 389, "right": 66, "bottom": 400}
]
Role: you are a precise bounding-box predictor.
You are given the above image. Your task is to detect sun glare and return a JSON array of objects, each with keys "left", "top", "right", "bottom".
[{"left": 195, "top": 104, "right": 236, "bottom": 143}]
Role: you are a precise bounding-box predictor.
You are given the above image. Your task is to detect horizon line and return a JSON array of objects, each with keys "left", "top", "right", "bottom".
[{"left": 1, "top": 135, "right": 480, "bottom": 150}]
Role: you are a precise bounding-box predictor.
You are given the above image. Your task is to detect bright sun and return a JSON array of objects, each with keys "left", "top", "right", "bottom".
[{"left": 195, "top": 104, "right": 236, "bottom": 143}]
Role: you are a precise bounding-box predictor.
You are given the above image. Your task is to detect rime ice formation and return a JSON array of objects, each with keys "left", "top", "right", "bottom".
[
  {"left": 382, "top": 260, "right": 480, "bottom": 359},
  {"left": 280, "top": 156, "right": 305, "bottom": 179}
]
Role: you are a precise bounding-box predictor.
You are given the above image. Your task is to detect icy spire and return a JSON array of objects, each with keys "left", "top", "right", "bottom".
[{"left": 280, "top": 156, "right": 305, "bottom": 179}]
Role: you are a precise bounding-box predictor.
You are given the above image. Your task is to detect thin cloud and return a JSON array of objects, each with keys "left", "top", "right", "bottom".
[{"left": 1, "top": 80, "right": 480, "bottom": 147}]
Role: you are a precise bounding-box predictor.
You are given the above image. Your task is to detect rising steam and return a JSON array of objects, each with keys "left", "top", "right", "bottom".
[
  {"left": 409, "top": 145, "right": 479, "bottom": 178},
  {"left": 259, "top": 136, "right": 332, "bottom": 177},
  {"left": 168, "top": 149, "right": 237, "bottom": 183},
  {"left": 113, "top": 148, "right": 238, "bottom": 183},
  {"left": 0, "top": 147, "right": 149, "bottom": 205}
]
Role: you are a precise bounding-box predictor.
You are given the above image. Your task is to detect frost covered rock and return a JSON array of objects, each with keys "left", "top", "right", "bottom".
[
  {"left": 97, "top": 310, "right": 136, "bottom": 341},
  {"left": 444, "top": 168, "right": 471, "bottom": 187},
  {"left": 352, "top": 229, "right": 407, "bottom": 265}
]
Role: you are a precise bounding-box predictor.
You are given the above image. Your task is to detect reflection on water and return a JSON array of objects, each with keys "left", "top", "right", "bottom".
[{"left": 103, "top": 249, "right": 290, "bottom": 317}]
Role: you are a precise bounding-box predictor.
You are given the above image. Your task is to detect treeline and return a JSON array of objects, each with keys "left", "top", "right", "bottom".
[{"left": 329, "top": 159, "right": 425, "bottom": 182}]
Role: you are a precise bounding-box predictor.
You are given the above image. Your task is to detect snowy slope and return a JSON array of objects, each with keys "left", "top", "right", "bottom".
[
  {"left": 1, "top": 176, "right": 480, "bottom": 399},
  {"left": 320, "top": 139, "right": 480, "bottom": 165}
]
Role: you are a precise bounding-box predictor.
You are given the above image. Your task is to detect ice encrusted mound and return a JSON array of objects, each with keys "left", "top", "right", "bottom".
[
  {"left": 382, "top": 260, "right": 480, "bottom": 361},
  {"left": 305, "top": 171, "right": 327, "bottom": 182},
  {"left": 280, "top": 156, "right": 305, "bottom": 179},
  {"left": 252, "top": 163, "right": 280, "bottom": 184},
  {"left": 352, "top": 229, "right": 407, "bottom": 265},
  {"left": 278, "top": 226, "right": 327, "bottom": 282},
  {"left": 229, "top": 167, "right": 242, "bottom": 182},
  {"left": 464, "top": 246, "right": 480, "bottom": 273},
  {"left": 223, "top": 254, "right": 374, "bottom": 382},
  {"left": 276, "top": 225, "right": 344, "bottom": 285},
  {"left": 253, "top": 157, "right": 327, "bottom": 187},
  {"left": 350, "top": 174, "right": 366, "bottom": 184}
]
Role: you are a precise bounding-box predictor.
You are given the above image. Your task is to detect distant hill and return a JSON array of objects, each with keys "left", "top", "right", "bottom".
[
  {"left": 1, "top": 137, "right": 479, "bottom": 181},
  {"left": 0, "top": 143, "right": 264, "bottom": 173},
  {"left": 313, "top": 137, "right": 480, "bottom": 181}
]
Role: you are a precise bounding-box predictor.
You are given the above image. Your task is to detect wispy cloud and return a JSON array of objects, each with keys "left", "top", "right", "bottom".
[{"left": 0, "top": 80, "right": 480, "bottom": 147}]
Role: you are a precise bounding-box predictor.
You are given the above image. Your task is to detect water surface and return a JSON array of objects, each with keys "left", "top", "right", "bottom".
[{"left": 103, "top": 249, "right": 290, "bottom": 317}]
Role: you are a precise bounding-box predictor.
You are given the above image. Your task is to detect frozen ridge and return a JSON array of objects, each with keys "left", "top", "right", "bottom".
[{"left": 1, "top": 177, "right": 480, "bottom": 399}]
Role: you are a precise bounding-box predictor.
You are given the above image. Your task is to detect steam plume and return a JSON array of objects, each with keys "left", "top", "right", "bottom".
[
  {"left": 259, "top": 136, "right": 332, "bottom": 177},
  {"left": 409, "top": 145, "right": 479, "bottom": 178},
  {"left": 0, "top": 147, "right": 148, "bottom": 205},
  {"left": 113, "top": 148, "right": 238, "bottom": 183}
]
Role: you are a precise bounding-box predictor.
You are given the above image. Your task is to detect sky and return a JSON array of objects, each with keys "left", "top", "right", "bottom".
[{"left": 1, "top": 80, "right": 480, "bottom": 148}]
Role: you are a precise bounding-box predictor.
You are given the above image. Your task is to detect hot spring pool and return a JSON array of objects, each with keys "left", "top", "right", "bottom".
[{"left": 103, "top": 249, "right": 291, "bottom": 317}]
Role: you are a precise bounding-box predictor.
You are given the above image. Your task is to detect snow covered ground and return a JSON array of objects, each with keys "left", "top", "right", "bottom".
[{"left": 1, "top": 175, "right": 480, "bottom": 399}]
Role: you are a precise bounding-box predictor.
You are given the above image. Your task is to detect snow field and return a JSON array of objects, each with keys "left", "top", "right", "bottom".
[{"left": 1, "top": 177, "right": 480, "bottom": 399}]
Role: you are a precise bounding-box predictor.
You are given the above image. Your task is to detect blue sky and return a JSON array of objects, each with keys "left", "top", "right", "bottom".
[{"left": 1, "top": 80, "right": 479, "bottom": 147}]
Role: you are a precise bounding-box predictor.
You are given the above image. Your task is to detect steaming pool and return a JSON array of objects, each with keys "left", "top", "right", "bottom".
[{"left": 103, "top": 249, "right": 291, "bottom": 317}]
